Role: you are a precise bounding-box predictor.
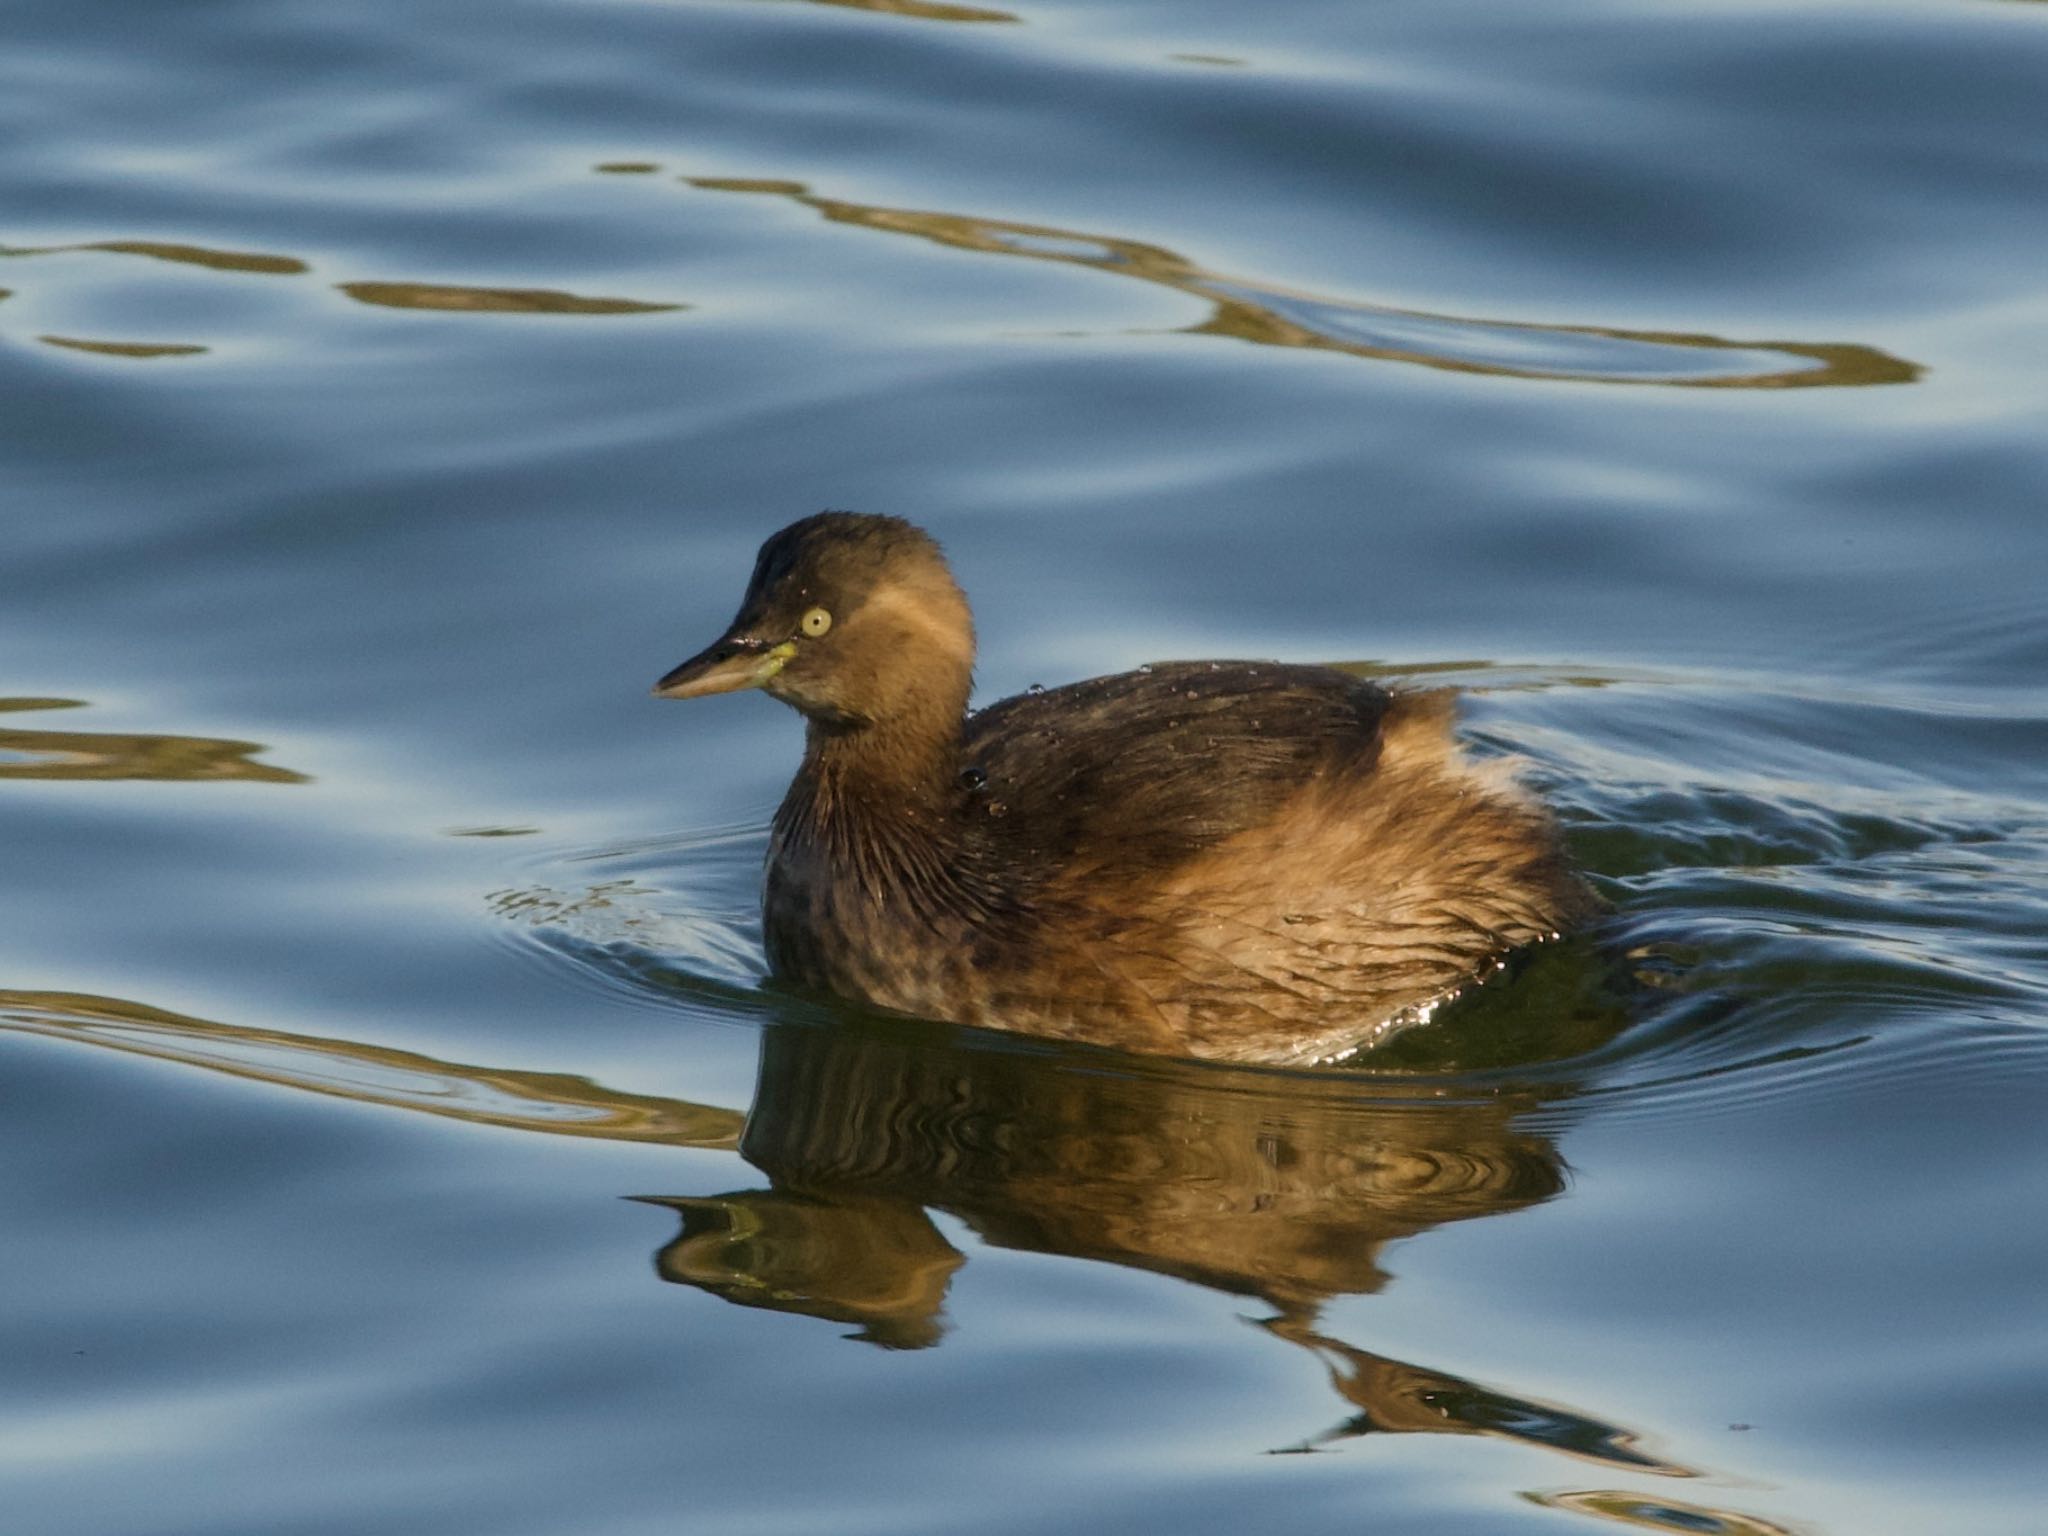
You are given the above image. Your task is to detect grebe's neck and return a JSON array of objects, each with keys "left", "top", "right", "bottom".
[{"left": 774, "top": 679, "right": 969, "bottom": 900}]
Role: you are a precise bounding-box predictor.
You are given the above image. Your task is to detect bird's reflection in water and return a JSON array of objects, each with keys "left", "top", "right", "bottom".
[
  {"left": 0, "top": 974, "right": 1674, "bottom": 1474},
  {"left": 640, "top": 1014, "right": 1678, "bottom": 1472}
]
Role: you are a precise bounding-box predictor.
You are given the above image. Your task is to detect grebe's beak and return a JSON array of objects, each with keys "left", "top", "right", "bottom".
[{"left": 652, "top": 634, "right": 798, "bottom": 700}]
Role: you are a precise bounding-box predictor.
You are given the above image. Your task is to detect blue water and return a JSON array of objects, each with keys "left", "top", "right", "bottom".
[{"left": 4, "top": 1, "right": 2046, "bottom": 1532}]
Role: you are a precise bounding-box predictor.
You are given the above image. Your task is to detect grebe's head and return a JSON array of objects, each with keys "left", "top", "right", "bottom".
[{"left": 654, "top": 511, "right": 974, "bottom": 731}]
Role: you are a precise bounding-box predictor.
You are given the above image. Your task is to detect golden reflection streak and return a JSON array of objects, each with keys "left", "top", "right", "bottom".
[
  {"left": 801, "top": 0, "right": 1018, "bottom": 21},
  {"left": 0, "top": 989, "right": 742, "bottom": 1149},
  {"left": 39, "top": 336, "right": 209, "bottom": 360},
  {"left": 339, "top": 281, "right": 683, "bottom": 315},
  {"left": 0, "top": 240, "right": 309, "bottom": 275},
  {"left": 0, "top": 698, "right": 306, "bottom": 783},
  {"left": 1531, "top": 1490, "right": 1797, "bottom": 1536},
  {"left": 685, "top": 176, "right": 1918, "bottom": 388}
]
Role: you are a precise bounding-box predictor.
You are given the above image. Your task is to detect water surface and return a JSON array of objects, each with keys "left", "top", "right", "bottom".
[{"left": 4, "top": 0, "right": 2046, "bottom": 1532}]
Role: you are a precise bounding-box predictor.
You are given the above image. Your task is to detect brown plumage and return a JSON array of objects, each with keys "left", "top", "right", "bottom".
[{"left": 654, "top": 512, "right": 1597, "bottom": 1064}]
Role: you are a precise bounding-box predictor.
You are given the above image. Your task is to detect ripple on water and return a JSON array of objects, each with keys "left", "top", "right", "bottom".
[
  {"left": 0, "top": 237, "right": 688, "bottom": 366},
  {"left": 1461, "top": 672, "right": 2048, "bottom": 1123},
  {"left": 0, "top": 170, "right": 1915, "bottom": 387},
  {"left": 485, "top": 819, "right": 771, "bottom": 1018}
]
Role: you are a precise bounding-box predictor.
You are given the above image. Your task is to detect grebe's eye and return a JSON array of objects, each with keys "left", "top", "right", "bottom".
[{"left": 800, "top": 606, "right": 832, "bottom": 638}]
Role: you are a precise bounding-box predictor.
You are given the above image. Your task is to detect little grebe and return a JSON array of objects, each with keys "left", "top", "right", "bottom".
[{"left": 654, "top": 513, "right": 1597, "bottom": 1065}]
